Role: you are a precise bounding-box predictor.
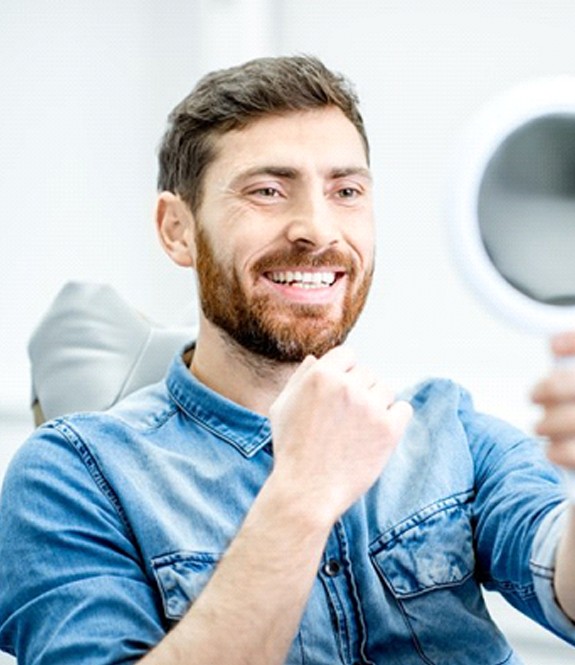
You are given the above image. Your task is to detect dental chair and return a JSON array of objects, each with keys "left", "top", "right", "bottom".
[{"left": 29, "top": 282, "right": 194, "bottom": 424}]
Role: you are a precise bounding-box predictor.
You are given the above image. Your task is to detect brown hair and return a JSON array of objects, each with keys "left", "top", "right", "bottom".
[{"left": 157, "top": 55, "right": 369, "bottom": 214}]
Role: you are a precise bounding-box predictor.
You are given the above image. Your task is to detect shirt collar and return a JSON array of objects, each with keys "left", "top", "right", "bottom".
[{"left": 166, "top": 346, "right": 272, "bottom": 458}]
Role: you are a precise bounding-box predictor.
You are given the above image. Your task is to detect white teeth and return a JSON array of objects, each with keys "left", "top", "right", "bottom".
[{"left": 268, "top": 270, "right": 337, "bottom": 288}]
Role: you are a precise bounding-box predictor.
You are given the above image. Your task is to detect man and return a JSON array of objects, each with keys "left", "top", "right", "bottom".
[{"left": 1, "top": 55, "right": 575, "bottom": 664}]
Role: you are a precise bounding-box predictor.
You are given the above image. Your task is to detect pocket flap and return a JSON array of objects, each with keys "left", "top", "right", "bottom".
[
  {"left": 152, "top": 550, "right": 221, "bottom": 619},
  {"left": 370, "top": 500, "right": 474, "bottom": 597}
]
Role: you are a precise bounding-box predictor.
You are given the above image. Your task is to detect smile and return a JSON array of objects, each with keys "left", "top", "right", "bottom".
[{"left": 266, "top": 270, "right": 338, "bottom": 289}]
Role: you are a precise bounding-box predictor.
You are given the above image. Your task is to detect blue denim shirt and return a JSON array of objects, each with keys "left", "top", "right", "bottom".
[{"left": 1, "top": 350, "right": 575, "bottom": 664}]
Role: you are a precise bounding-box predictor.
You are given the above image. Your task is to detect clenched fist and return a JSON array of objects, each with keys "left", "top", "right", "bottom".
[{"left": 268, "top": 346, "right": 413, "bottom": 527}]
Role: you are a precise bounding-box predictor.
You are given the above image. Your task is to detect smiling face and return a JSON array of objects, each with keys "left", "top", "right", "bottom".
[{"left": 184, "top": 106, "right": 375, "bottom": 362}]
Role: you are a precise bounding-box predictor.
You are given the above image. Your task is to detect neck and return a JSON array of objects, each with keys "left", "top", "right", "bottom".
[{"left": 189, "top": 319, "right": 298, "bottom": 416}]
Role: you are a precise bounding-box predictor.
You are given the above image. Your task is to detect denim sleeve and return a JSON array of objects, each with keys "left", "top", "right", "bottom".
[
  {"left": 531, "top": 502, "right": 575, "bottom": 637},
  {"left": 458, "top": 389, "right": 575, "bottom": 645},
  {"left": 0, "top": 424, "right": 166, "bottom": 663}
]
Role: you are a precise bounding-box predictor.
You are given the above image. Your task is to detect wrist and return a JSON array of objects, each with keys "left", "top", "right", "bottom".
[{"left": 262, "top": 469, "right": 338, "bottom": 536}]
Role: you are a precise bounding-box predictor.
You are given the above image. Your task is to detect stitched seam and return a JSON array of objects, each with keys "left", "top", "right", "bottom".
[
  {"left": 368, "top": 490, "right": 474, "bottom": 552},
  {"left": 51, "top": 420, "right": 137, "bottom": 540}
]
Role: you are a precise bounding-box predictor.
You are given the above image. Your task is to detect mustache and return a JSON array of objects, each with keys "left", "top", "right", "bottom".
[{"left": 252, "top": 246, "right": 355, "bottom": 274}]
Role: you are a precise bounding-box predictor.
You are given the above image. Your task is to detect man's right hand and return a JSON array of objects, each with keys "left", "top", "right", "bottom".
[
  {"left": 268, "top": 345, "right": 413, "bottom": 527},
  {"left": 143, "top": 347, "right": 412, "bottom": 665}
]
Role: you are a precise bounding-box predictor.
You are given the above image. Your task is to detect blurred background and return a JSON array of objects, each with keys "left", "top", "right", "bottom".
[{"left": 1, "top": 1, "right": 575, "bottom": 662}]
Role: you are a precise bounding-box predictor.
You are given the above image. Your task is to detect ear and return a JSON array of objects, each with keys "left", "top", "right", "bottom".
[{"left": 155, "top": 192, "right": 196, "bottom": 268}]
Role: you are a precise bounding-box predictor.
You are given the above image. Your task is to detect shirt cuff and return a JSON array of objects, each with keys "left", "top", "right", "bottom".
[{"left": 531, "top": 500, "right": 575, "bottom": 640}]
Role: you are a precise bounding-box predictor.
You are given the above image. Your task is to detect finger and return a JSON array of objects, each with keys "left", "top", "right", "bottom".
[
  {"left": 546, "top": 437, "right": 575, "bottom": 469},
  {"left": 535, "top": 404, "right": 575, "bottom": 438},
  {"left": 551, "top": 331, "right": 575, "bottom": 358},
  {"left": 369, "top": 380, "right": 398, "bottom": 409},
  {"left": 277, "top": 356, "right": 320, "bottom": 402},
  {"left": 344, "top": 364, "right": 380, "bottom": 391},
  {"left": 295, "top": 354, "right": 318, "bottom": 374},
  {"left": 285, "top": 346, "right": 357, "bottom": 390},
  {"left": 531, "top": 371, "right": 575, "bottom": 404},
  {"left": 386, "top": 399, "right": 414, "bottom": 435},
  {"left": 279, "top": 355, "right": 318, "bottom": 390},
  {"left": 314, "top": 345, "right": 358, "bottom": 373}
]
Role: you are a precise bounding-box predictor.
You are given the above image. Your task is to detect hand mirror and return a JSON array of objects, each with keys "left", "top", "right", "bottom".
[{"left": 448, "top": 77, "right": 575, "bottom": 496}]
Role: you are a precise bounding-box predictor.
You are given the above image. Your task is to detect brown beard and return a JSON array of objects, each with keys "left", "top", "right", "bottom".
[{"left": 194, "top": 225, "right": 373, "bottom": 362}]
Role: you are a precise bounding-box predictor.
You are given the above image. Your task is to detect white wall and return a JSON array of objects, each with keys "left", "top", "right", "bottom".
[{"left": 1, "top": 1, "right": 575, "bottom": 662}]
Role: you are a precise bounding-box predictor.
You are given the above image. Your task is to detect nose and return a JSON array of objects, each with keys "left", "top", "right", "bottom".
[{"left": 285, "top": 191, "right": 341, "bottom": 248}]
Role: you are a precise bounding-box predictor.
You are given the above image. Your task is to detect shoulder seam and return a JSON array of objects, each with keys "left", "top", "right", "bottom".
[{"left": 50, "top": 420, "right": 137, "bottom": 540}]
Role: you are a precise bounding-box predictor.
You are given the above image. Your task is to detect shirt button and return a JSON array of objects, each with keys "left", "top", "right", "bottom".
[{"left": 323, "top": 559, "right": 342, "bottom": 577}]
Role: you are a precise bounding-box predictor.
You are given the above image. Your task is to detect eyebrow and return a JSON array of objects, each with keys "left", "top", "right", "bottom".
[
  {"left": 329, "top": 166, "right": 372, "bottom": 181},
  {"left": 232, "top": 165, "right": 372, "bottom": 184}
]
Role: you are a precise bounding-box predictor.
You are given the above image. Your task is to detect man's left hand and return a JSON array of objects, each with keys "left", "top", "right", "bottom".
[{"left": 532, "top": 331, "right": 575, "bottom": 470}]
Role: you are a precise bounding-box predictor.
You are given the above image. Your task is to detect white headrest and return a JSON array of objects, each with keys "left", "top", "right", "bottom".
[{"left": 28, "top": 282, "right": 195, "bottom": 420}]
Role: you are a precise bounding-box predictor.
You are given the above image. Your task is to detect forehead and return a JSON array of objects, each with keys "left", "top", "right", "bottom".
[{"left": 207, "top": 107, "right": 369, "bottom": 179}]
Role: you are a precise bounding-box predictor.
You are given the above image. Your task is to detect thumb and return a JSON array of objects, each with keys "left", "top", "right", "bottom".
[{"left": 551, "top": 331, "right": 575, "bottom": 358}]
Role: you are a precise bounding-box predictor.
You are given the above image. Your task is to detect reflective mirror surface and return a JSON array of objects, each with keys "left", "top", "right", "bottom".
[
  {"left": 478, "top": 114, "right": 575, "bottom": 306},
  {"left": 448, "top": 77, "right": 575, "bottom": 333}
]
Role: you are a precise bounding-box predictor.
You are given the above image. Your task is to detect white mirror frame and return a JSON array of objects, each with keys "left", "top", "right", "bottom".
[{"left": 448, "top": 76, "right": 575, "bottom": 334}]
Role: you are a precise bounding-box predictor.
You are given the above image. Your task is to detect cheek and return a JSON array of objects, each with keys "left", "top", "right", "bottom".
[{"left": 346, "top": 224, "right": 376, "bottom": 269}]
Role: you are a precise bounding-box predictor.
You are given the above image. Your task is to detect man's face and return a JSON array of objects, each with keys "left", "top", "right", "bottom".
[{"left": 191, "top": 106, "right": 375, "bottom": 362}]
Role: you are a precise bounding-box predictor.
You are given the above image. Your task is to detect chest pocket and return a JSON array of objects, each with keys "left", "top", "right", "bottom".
[
  {"left": 151, "top": 550, "right": 221, "bottom": 621},
  {"left": 369, "top": 497, "right": 512, "bottom": 665},
  {"left": 151, "top": 549, "right": 308, "bottom": 664}
]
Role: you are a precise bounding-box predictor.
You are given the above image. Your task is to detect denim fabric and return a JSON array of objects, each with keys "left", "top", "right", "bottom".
[{"left": 1, "top": 350, "right": 574, "bottom": 664}]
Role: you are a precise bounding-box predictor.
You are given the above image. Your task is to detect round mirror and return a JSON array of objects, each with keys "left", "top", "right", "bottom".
[{"left": 448, "top": 77, "right": 575, "bottom": 333}]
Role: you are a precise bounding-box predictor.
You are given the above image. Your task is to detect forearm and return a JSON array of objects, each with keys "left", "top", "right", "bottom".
[
  {"left": 140, "top": 471, "right": 332, "bottom": 665},
  {"left": 531, "top": 332, "right": 575, "bottom": 623},
  {"left": 140, "top": 348, "right": 411, "bottom": 664},
  {"left": 554, "top": 503, "right": 575, "bottom": 622}
]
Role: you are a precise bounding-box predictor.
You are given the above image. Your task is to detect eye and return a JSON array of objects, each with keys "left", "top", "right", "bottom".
[
  {"left": 245, "top": 185, "right": 287, "bottom": 204},
  {"left": 252, "top": 187, "right": 281, "bottom": 198},
  {"left": 336, "top": 186, "right": 362, "bottom": 200}
]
